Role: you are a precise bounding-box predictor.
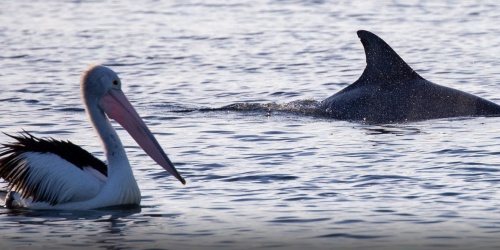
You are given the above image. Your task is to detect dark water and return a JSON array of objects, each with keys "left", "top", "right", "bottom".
[{"left": 1, "top": 1, "right": 500, "bottom": 249}]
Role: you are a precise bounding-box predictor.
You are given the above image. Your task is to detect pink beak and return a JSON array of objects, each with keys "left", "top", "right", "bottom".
[{"left": 99, "top": 88, "right": 186, "bottom": 184}]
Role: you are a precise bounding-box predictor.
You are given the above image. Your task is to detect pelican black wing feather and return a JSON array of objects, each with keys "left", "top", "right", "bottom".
[{"left": 0, "top": 131, "right": 107, "bottom": 205}]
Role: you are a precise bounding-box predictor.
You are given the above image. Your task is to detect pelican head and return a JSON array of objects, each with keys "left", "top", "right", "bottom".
[{"left": 81, "top": 65, "right": 185, "bottom": 185}]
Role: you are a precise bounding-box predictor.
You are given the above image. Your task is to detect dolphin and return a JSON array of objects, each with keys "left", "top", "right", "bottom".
[{"left": 320, "top": 30, "right": 500, "bottom": 123}]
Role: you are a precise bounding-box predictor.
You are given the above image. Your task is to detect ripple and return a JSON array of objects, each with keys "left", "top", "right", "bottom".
[
  {"left": 57, "top": 107, "right": 85, "bottom": 112},
  {"left": 223, "top": 174, "right": 299, "bottom": 183},
  {"left": 268, "top": 217, "right": 330, "bottom": 223},
  {"left": 316, "top": 233, "right": 387, "bottom": 239}
]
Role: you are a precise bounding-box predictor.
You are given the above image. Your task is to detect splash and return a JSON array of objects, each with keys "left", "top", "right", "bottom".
[{"left": 214, "top": 99, "right": 324, "bottom": 116}]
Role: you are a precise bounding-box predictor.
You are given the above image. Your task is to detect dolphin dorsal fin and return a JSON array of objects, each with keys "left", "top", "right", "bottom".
[{"left": 356, "top": 30, "right": 423, "bottom": 86}]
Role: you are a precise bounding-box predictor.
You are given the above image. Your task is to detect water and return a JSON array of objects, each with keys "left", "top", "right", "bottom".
[{"left": 1, "top": 0, "right": 500, "bottom": 249}]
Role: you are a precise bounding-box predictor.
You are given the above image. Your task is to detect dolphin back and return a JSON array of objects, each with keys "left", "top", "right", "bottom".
[{"left": 321, "top": 30, "right": 500, "bottom": 123}]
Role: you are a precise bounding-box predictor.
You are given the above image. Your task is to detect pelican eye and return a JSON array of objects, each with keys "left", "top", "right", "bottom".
[{"left": 112, "top": 80, "right": 119, "bottom": 87}]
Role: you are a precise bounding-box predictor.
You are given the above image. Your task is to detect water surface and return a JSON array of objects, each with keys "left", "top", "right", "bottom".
[{"left": 1, "top": 1, "right": 500, "bottom": 249}]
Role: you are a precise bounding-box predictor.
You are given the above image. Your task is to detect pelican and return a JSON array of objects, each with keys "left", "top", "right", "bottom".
[{"left": 0, "top": 65, "right": 185, "bottom": 210}]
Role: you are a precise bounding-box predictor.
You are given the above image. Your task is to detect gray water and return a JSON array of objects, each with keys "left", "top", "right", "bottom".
[{"left": 1, "top": 1, "right": 500, "bottom": 249}]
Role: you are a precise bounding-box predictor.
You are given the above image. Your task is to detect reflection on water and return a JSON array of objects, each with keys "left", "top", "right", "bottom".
[
  {"left": 362, "top": 125, "right": 423, "bottom": 136},
  {"left": 0, "top": 205, "right": 142, "bottom": 249},
  {"left": 2, "top": 205, "right": 142, "bottom": 221}
]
